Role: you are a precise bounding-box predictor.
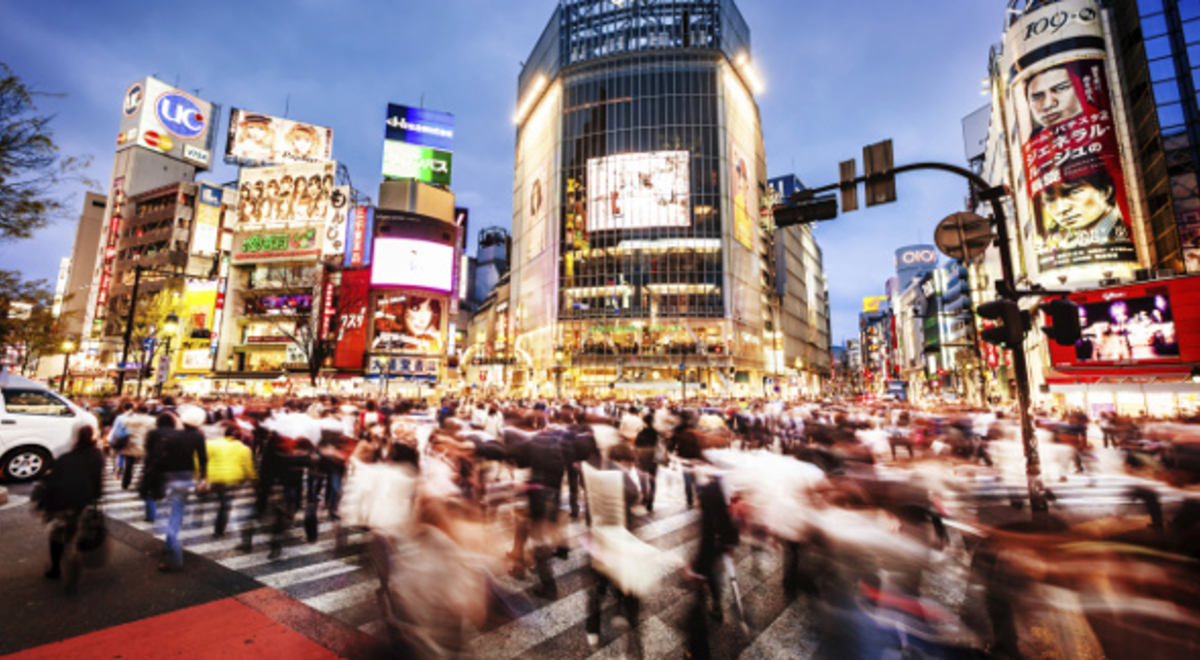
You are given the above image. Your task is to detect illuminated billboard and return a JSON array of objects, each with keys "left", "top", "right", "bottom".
[
  {"left": 370, "top": 238, "right": 455, "bottom": 293},
  {"left": 382, "top": 104, "right": 454, "bottom": 184},
  {"left": 116, "top": 77, "right": 214, "bottom": 169},
  {"left": 372, "top": 295, "right": 443, "bottom": 354},
  {"left": 225, "top": 109, "right": 333, "bottom": 166},
  {"left": 1002, "top": 0, "right": 1138, "bottom": 285},
  {"left": 1049, "top": 282, "right": 1190, "bottom": 368},
  {"left": 237, "top": 161, "right": 349, "bottom": 227},
  {"left": 193, "top": 183, "right": 222, "bottom": 256},
  {"left": 586, "top": 151, "right": 690, "bottom": 231},
  {"left": 863, "top": 296, "right": 888, "bottom": 313},
  {"left": 730, "top": 141, "right": 754, "bottom": 248}
]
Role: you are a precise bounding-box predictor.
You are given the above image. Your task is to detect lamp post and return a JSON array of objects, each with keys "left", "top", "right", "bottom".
[
  {"left": 225, "top": 356, "right": 235, "bottom": 394},
  {"left": 59, "top": 336, "right": 76, "bottom": 394},
  {"left": 157, "top": 313, "right": 179, "bottom": 397}
]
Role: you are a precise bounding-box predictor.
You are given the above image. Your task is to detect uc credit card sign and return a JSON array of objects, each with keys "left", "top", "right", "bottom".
[{"left": 384, "top": 104, "right": 454, "bottom": 152}]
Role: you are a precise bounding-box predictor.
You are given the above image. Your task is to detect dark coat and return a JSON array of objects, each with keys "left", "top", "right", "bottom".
[{"left": 40, "top": 446, "right": 103, "bottom": 512}]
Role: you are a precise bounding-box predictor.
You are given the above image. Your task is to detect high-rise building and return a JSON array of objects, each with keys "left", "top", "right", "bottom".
[
  {"left": 59, "top": 192, "right": 108, "bottom": 340},
  {"left": 1110, "top": 0, "right": 1200, "bottom": 273},
  {"left": 510, "top": 0, "right": 829, "bottom": 399}
]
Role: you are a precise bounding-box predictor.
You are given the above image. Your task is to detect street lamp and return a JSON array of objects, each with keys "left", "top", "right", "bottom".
[
  {"left": 225, "top": 356, "right": 235, "bottom": 394},
  {"left": 60, "top": 336, "right": 76, "bottom": 394},
  {"left": 157, "top": 313, "right": 179, "bottom": 396}
]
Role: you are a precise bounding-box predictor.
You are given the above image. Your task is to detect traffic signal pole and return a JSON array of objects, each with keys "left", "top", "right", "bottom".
[{"left": 795, "top": 161, "right": 1048, "bottom": 516}]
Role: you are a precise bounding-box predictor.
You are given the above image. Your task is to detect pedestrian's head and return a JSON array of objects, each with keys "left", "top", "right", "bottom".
[
  {"left": 179, "top": 405, "right": 206, "bottom": 429},
  {"left": 74, "top": 425, "right": 97, "bottom": 451},
  {"left": 155, "top": 412, "right": 176, "bottom": 429}
]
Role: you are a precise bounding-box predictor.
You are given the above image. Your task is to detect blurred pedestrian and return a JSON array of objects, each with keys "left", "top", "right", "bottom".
[
  {"left": 36, "top": 425, "right": 103, "bottom": 592},
  {"left": 205, "top": 422, "right": 257, "bottom": 538},
  {"left": 145, "top": 405, "right": 208, "bottom": 572}
]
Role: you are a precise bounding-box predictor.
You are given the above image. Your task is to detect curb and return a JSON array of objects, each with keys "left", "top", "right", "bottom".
[{"left": 0, "top": 486, "right": 7, "bottom": 506}]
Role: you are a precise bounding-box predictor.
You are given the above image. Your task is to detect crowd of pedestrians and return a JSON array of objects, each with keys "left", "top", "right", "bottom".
[{"left": 28, "top": 392, "right": 1200, "bottom": 658}]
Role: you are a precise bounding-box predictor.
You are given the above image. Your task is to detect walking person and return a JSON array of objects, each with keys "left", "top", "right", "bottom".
[
  {"left": 139, "top": 413, "right": 179, "bottom": 523},
  {"left": 144, "top": 406, "right": 208, "bottom": 572},
  {"left": 205, "top": 422, "right": 257, "bottom": 538},
  {"left": 115, "top": 404, "right": 155, "bottom": 490},
  {"left": 633, "top": 413, "right": 660, "bottom": 512},
  {"left": 36, "top": 425, "right": 104, "bottom": 593}
]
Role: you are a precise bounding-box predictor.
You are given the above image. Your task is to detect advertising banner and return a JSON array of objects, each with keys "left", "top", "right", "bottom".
[
  {"left": 372, "top": 294, "right": 444, "bottom": 354},
  {"left": 382, "top": 104, "right": 455, "bottom": 184},
  {"left": 1002, "top": 0, "right": 1137, "bottom": 284},
  {"left": 370, "top": 238, "right": 455, "bottom": 293},
  {"left": 586, "top": 151, "right": 690, "bottom": 232},
  {"left": 117, "top": 77, "right": 214, "bottom": 169},
  {"left": 237, "top": 161, "right": 348, "bottom": 226},
  {"left": 1046, "top": 275, "right": 1200, "bottom": 368},
  {"left": 345, "top": 206, "right": 375, "bottom": 267},
  {"left": 863, "top": 296, "right": 888, "bottom": 313},
  {"left": 180, "top": 349, "right": 212, "bottom": 372},
  {"left": 382, "top": 142, "right": 452, "bottom": 185},
  {"left": 232, "top": 227, "right": 322, "bottom": 263},
  {"left": 367, "top": 356, "right": 439, "bottom": 378},
  {"left": 333, "top": 269, "right": 369, "bottom": 369},
  {"left": 730, "top": 141, "right": 755, "bottom": 249},
  {"left": 526, "top": 157, "right": 550, "bottom": 260},
  {"left": 385, "top": 105, "right": 455, "bottom": 151},
  {"left": 193, "top": 183, "right": 222, "bottom": 256},
  {"left": 225, "top": 109, "right": 333, "bottom": 166}
]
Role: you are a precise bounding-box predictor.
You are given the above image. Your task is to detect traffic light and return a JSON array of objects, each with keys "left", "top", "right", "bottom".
[
  {"left": 863, "top": 139, "right": 896, "bottom": 207},
  {"left": 1040, "top": 298, "right": 1082, "bottom": 347},
  {"left": 774, "top": 194, "right": 838, "bottom": 227},
  {"left": 976, "top": 300, "right": 1028, "bottom": 349}
]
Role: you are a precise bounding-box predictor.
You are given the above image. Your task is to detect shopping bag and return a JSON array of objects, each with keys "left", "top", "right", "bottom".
[{"left": 76, "top": 506, "right": 110, "bottom": 568}]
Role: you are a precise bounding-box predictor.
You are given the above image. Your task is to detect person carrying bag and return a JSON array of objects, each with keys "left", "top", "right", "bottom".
[{"left": 35, "top": 425, "right": 104, "bottom": 593}]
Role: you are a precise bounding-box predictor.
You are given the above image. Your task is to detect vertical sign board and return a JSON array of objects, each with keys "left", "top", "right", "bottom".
[
  {"left": 1002, "top": 0, "right": 1139, "bottom": 286},
  {"left": 333, "top": 269, "right": 370, "bottom": 369},
  {"left": 193, "top": 183, "right": 222, "bottom": 256},
  {"left": 345, "top": 206, "right": 375, "bottom": 268},
  {"left": 382, "top": 104, "right": 455, "bottom": 185}
]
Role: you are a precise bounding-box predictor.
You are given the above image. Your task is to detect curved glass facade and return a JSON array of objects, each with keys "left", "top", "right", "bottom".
[{"left": 510, "top": 0, "right": 829, "bottom": 398}]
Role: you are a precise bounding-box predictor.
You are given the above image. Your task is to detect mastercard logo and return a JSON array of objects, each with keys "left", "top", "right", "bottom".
[{"left": 143, "top": 130, "right": 174, "bottom": 152}]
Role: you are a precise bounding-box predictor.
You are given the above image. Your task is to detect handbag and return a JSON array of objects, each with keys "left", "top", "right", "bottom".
[{"left": 76, "top": 505, "right": 110, "bottom": 568}]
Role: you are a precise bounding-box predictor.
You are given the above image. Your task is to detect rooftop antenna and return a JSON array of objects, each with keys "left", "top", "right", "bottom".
[
  {"left": 420, "top": 92, "right": 425, "bottom": 108},
  {"left": 284, "top": 93, "right": 291, "bottom": 118},
  {"left": 173, "top": 74, "right": 180, "bottom": 88}
]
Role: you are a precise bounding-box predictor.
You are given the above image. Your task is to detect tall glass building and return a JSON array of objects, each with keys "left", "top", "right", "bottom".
[
  {"left": 510, "top": 0, "right": 831, "bottom": 398},
  {"left": 1112, "top": 0, "right": 1200, "bottom": 273}
]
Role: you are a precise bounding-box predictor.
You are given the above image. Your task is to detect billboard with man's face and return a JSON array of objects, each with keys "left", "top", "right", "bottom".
[{"left": 1002, "top": 0, "right": 1138, "bottom": 285}]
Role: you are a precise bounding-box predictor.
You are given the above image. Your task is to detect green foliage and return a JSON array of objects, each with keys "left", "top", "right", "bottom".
[{"left": 0, "top": 62, "right": 94, "bottom": 242}]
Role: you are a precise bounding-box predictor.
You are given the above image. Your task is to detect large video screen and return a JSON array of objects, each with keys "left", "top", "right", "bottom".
[
  {"left": 586, "top": 151, "right": 690, "bottom": 231},
  {"left": 370, "top": 238, "right": 455, "bottom": 293},
  {"left": 1073, "top": 290, "right": 1179, "bottom": 364}
]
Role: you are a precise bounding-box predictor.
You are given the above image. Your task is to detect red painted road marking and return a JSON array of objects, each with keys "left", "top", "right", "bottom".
[{"left": 5, "top": 596, "right": 346, "bottom": 660}]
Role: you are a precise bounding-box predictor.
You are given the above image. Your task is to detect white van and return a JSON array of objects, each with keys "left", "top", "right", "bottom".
[{"left": 0, "top": 370, "right": 99, "bottom": 481}]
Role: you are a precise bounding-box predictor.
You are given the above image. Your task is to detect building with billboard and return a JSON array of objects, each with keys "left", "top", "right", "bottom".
[
  {"left": 509, "top": 0, "right": 830, "bottom": 399},
  {"left": 80, "top": 77, "right": 220, "bottom": 392},
  {"left": 962, "top": 0, "right": 1200, "bottom": 415}
]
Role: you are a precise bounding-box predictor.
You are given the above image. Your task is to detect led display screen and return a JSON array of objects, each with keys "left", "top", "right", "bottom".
[
  {"left": 370, "top": 238, "right": 455, "bottom": 293},
  {"left": 586, "top": 151, "right": 690, "bottom": 231},
  {"left": 1072, "top": 289, "right": 1179, "bottom": 364}
]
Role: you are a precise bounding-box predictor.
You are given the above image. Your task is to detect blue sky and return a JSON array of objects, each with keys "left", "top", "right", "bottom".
[{"left": 0, "top": 0, "right": 1001, "bottom": 345}]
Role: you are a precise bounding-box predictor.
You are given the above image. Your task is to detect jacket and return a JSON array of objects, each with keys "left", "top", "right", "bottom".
[
  {"left": 205, "top": 437, "right": 257, "bottom": 486},
  {"left": 147, "top": 427, "right": 208, "bottom": 478},
  {"left": 119, "top": 413, "right": 156, "bottom": 458},
  {"left": 40, "top": 446, "right": 103, "bottom": 512}
]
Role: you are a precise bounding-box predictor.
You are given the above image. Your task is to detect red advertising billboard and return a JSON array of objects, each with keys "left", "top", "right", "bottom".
[
  {"left": 333, "top": 269, "right": 369, "bottom": 369},
  {"left": 1048, "top": 276, "right": 1200, "bottom": 368}
]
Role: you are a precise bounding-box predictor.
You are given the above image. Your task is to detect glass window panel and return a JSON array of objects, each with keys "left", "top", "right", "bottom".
[
  {"left": 1182, "top": 2, "right": 1200, "bottom": 21},
  {"left": 1185, "top": 18, "right": 1200, "bottom": 44},
  {"left": 1137, "top": 0, "right": 1162, "bottom": 15},
  {"left": 1153, "top": 78, "right": 1182, "bottom": 104},
  {"left": 1158, "top": 102, "right": 1186, "bottom": 128},
  {"left": 1145, "top": 35, "right": 1173, "bottom": 60},
  {"left": 1144, "top": 13, "right": 1169, "bottom": 38},
  {"left": 1150, "top": 57, "right": 1178, "bottom": 81}
]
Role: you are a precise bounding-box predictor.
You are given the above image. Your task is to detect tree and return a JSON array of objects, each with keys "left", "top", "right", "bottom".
[
  {"left": 0, "top": 269, "right": 53, "bottom": 371},
  {"left": 0, "top": 63, "right": 95, "bottom": 242},
  {"left": 124, "top": 288, "right": 185, "bottom": 396}
]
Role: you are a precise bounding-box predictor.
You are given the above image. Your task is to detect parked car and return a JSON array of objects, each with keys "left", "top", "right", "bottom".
[{"left": 0, "top": 370, "right": 98, "bottom": 482}]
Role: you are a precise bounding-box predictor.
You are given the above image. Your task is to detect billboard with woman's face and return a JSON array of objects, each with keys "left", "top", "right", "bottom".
[
  {"left": 1002, "top": 0, "right": 1139, "bottom": 285},
  {"left": 372, "top": 295, "right": 443, "bottom": 354}
]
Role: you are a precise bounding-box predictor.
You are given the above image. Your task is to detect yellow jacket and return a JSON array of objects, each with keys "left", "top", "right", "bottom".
[{"left": 205, "top": 437, "right": 257, "bottom": 486}]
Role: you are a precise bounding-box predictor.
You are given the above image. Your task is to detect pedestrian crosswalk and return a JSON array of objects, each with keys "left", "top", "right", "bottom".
[{"left": 98, "top": 458, "right": 1181, "bottom": 659}]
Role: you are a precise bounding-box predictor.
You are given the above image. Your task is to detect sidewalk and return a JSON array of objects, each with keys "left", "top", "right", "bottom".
[{"left": 0, "top": 486, "right": 386, "bottom": 659}]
